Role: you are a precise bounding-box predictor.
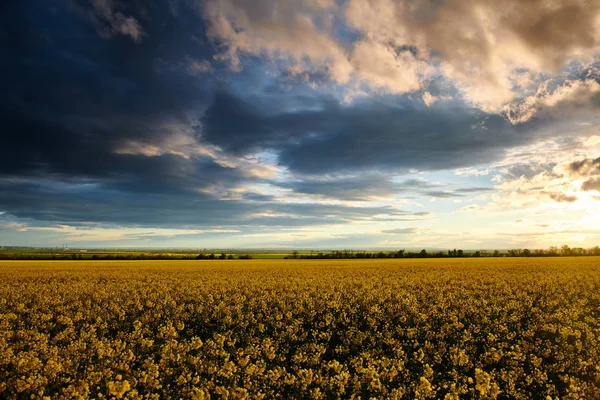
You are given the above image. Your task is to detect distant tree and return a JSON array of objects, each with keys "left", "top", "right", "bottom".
[
  {"left": 419, "top": 249, "right": 428, "bottom": 258},
  {"left": 493, "top": 250, "right": 500, "bottom": 257},
  {"left": 457, "top": 249, "right": 464, "bottom": 257},
  {"left": 533, "top": 249, "right": 545, "bottom": 257},
  {"left": 523, "top": 248, "right": 531, "bottom": 257},
  {"left": 219, "top": 253, "right": 226, "bottom": 260}
]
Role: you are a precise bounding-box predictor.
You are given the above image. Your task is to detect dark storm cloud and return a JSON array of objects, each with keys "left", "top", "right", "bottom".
[
  {"left": 1, "top": 0, "right": 215, "bottom": 180},
  {"left": 201, "top": 91, "right": 274, "bottom": 154},
  {"left": 0, "top": 103, "right": 259, "bottom": 198},
  {"left": 279, "top": 106, "right": 545, "bottom": 175},
  {"left": 278, "top": 174, "right": 400, "bottom": 201},
  {"left": 0, "top": 1, "right": 292, "bottom": 230},
  {"left": 1, "top": 1, "right": 439, "bottom": 232},
  {"left": 200, "top": 90, "right": 562, "bottom": 175},
  {"left": 0, "top": 178, "right": 419, "bottom": 229},
  {"left": 0, "top": 1, "right": 280, "bottom": 212},
  {"left": 277, "top": 174, "right": 493, "bottom": 201},
  {"left": 200, "top": 90, "right": 339, "bottom": 154}
]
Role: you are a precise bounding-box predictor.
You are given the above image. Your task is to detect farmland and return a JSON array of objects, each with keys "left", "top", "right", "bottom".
[{"left": 1, "top": 258, "right": 600, "bottom": 399}]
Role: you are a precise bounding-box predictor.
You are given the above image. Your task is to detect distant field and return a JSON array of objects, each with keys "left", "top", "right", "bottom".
[
  {"left": 1, "top": 258, "right": 599, "bottom": 399},
  {"left": 0, "top": 250, "right": 293, "bottom": 260}
]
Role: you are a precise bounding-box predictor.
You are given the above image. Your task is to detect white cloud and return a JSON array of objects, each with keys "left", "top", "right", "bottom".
[
  {"left": 455, "top": 168, "right": 490, "bottom": 177},
  {"left": 503, "top": 79, "right": 600, "bottom": 124},
  {"left": 203, "top": 0, "right": 600, "bottom": 114},
  {"left": 203, "top": 0, "right": 352, "bottom": 81},
  {"left": 421, "top": 92, "right": 452, "bottom": 107},
  {"left": 350, "top": 40, "right": 431, "bottom": 93},
  {"left": 584, "top": 135, "right": 600, "bottom": 147},
  {"left": 112, "top": 120, "right": 281, "bottom": 184}
]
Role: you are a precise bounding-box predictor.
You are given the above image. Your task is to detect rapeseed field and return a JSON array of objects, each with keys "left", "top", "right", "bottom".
[{"left": 1, "top": 258, "right": 599, "bottom": 399}]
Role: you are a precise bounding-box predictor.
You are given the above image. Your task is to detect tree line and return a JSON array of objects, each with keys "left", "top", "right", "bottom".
[
  {"left": 2, "top": 245, "right": 599, "bottom": 260},
  {"left": 286, "top": 245, "right": 600, "bottom": 259},
  {"left": 0, "top": 252, "right": 253, "bottom": 260}
]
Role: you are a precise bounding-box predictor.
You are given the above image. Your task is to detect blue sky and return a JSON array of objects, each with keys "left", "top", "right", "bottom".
[{"left": 1, "top": 0, "right": 600, "bottom": 249}]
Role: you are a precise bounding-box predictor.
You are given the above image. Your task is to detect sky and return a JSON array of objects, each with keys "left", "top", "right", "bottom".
[{"left": 1, "top": 0, "right": 600, "bottom": 249}]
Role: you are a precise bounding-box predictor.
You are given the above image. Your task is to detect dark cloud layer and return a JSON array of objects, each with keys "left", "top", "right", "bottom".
[
  {"left": 0, "top": 178, "right": 423, "bottom": 229},
  {"left": 277, "top": 175, "right": 494, "bottom": 201},
  {"left": 279, "top": 174, "right": 400, "bottom": 201},
  {"left": 1, "top": 0, "right": 214, "bottom": 177},
  {"left": 1, "top": 2, "right": 238, "bottom": 190},
  {"left": 200, "top": 90, "right": 566, "bottom": 175},
  {"left": 0, "top": 1, "right": 272, "bottom": 230}
]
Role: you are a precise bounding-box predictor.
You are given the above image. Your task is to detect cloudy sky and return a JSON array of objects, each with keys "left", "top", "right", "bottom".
[{"left": 2, "top": 0, "right": 600, "bottom": 249}]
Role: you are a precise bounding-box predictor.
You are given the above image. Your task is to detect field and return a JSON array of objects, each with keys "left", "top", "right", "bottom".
[
  {"left": 1, "top": 258, "right": 599, "bottom": 399},
  {"left": 0, "top": 248, "right": 294, "bottom": 260}
]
